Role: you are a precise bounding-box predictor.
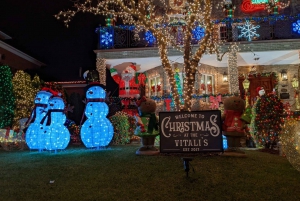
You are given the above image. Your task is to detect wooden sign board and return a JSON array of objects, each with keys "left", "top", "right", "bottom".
[{"left": 159, "top": 111, "right": 223, "bottom": 153}]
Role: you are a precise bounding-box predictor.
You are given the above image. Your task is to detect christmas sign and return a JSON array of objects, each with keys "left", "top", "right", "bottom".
[{"left": 159, "top": 111, "right": 223, "bottom": 153}]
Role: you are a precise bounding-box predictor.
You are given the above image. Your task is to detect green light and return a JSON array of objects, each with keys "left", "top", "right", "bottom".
[{"left": 251, "top": 0, "right": 278, "bottom": 4}]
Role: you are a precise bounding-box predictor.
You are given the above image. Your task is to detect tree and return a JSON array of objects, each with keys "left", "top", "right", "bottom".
[
  {"left": 0, "top": 65, "right": 15, "bottom": 128},
  {"left": 12, "top": 70, "right": 38, "bottom": 129},
  {"left": 55, "top": 0, "right": 219, "bottom": 111},
  {"left": 32, "top": 74, "right": 42, "bottom": 95}
]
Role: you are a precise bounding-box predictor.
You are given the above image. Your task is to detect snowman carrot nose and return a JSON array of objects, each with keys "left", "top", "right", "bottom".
[
  {"left": 88, "top": 91, "right": 93, "bottom": 94},
  {"left": 50, "top": 103, "right": 54, "bottom": 106}
]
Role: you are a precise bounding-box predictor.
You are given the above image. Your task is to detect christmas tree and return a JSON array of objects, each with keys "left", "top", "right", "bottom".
[
  {"left": 12, "top": 70, "right": 38, "bottom": 129},
  {"left": 174, "top": 67, "right": 183, "bottom": 104},
  {"left": 250, "top": 93, "right": 284, "bottom": 147},
  {"left": 174, "top": 67, "right": 182, "bottom": 96},
  {"left": 0, "top": 65, "right": 15, "bottom": 128}
]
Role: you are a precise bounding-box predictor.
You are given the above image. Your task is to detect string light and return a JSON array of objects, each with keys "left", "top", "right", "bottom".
[
  {"left": 227, "top": 43, "right": 240, "bottom": 94},
  {"left": 281, "top": 118, "right": 300, "bottom": 172},
  {"left": 80, "top": 84, "right": 114, "bottom": 149},
  {"left": 96, "top": 58, "right": 107, "bottom": 86},
  {"left": 55, "top": 0, "right": 221, "bottom": 112},
  {"left": 0, "top": 65, "right": 15, "bottom": 129},
  {"left": 12, "top": 71, "right": 40, "bottom": 130}
]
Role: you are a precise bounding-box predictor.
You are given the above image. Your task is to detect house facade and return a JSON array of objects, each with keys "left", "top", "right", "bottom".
[
  {"left": 93, "top": 0, "right": 300, "bottom": 112},
  {"left": 0, "top": 31, "right": 45, "bottom": 72}
]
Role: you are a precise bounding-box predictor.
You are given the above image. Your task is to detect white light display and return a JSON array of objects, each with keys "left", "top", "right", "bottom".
[
  {"left": 25, "top": 90, "right": 52, "bottom": 151},
  {"left": 41, "top": 97, "right": 70, "bottom": 151},
  {"left": 238, "top": 20, "right": 260, "bottom": 41},
  {"left": 80, "top": 84, "right": 114, "bottom": 149}
]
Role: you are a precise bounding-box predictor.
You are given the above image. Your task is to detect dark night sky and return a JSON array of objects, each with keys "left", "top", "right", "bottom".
[{"left": 0, "top": 0, "right": 107, "bottom": 82}]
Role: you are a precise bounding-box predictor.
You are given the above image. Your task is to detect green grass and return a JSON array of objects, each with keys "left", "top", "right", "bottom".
[{"left": 1, "top": 145, "right": 300, "bottom": 201}]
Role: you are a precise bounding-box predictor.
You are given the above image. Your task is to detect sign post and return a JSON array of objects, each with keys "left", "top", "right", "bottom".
[{"left": 159, "top": 110, "right": 223, "bottom": 153}]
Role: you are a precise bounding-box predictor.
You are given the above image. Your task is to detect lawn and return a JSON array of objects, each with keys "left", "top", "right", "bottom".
[{"left": 1, "top": 144, "right": 300, "bottom": 201}]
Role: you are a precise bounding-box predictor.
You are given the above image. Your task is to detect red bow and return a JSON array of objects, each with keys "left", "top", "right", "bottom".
[{"left": 164, "top": 99, "right": 172, "bottom": 111}]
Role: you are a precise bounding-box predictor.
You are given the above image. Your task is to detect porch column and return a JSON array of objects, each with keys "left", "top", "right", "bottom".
[
  {"left": 228, "top": 44, "right": 239, "bottom": 94},
  {"left": 96, "top": 58, "right": 106, "bottom": 86}
]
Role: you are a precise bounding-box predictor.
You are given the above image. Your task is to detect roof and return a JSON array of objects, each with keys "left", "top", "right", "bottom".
[{"left": 0, "top": 40, "right": 45, "bottom": 67}]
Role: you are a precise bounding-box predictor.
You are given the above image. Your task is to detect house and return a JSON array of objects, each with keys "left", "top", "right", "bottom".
[
  {"left": 93, "top": 0, "right": 300, "bottom": 111},
  {"left": 0, "top": 31, "right": 45, "bottom": 72}
]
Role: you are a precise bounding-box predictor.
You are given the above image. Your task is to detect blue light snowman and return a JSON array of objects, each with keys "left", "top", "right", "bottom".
[
  {"left": 25, "top": 88, "right": 53, "bottom": 151},
  {"left": 41, "top": 96, "right": 70, "bottom": 151},
  {"left": 80, "top": 83, "right": 114, "bottom": 149}
]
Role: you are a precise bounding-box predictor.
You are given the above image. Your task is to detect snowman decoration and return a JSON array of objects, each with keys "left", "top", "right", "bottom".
[
  {"left": 25, "top": 88, "right": 53, "bottom": 151},
  {"left": 41, "top": 96, "right": 70, "bottom": 151},
  {"left": 80, "top": 82, "right": 114, "bottom": 149}
]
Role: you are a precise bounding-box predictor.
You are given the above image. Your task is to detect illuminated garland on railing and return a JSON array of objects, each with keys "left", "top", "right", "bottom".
[
  {"left": 212, "top": 14, "right": 300, "bottom": 24},
  {"left": 107, "top": 94, "right": 234, "bottom": 102},
  {"left": 95, "top": 14, "right": 300, "bottom": 33}
]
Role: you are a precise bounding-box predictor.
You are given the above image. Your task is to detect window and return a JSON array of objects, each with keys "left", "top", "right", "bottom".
[
  {"left": 199, "top": 74, "right": 214, "bottom": 94},
  {"left": 149, "top": 76, "right": 161, "bottom": 96},
  {"left": 220, "top": 24, "right": 232, "bottom": 42}
]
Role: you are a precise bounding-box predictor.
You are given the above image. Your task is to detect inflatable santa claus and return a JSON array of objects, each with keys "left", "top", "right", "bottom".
[{"left": 110, "top": 63, "right": 140, "bottom": 99}]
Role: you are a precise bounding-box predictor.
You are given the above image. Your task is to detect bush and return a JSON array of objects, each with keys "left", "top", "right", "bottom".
[{"left": 109, "top": 111, "right": 130, "bottom": 145}]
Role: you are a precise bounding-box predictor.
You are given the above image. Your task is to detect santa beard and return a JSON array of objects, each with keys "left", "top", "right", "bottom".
[{"left": 121, "top": 73, "right": 134, "bottom": 81}]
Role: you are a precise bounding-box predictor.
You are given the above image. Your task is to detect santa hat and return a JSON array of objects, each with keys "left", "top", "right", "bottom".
[
  {"left": 41, "top": 87, "right": 62, "bottom": 97},
  {"left": 128, "top": 63, "right": 137, "bottom": 72},
  {"left": 256, "top": 87, "right": 264, "bottom": 95}
]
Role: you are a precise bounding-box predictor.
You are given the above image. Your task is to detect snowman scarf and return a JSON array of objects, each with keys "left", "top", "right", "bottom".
[
  {"left": 25, "top": 103, "right": 48, "bottom": 126},
  {"left": 40, "top": 109, "right": 65, "bottom": 126}
]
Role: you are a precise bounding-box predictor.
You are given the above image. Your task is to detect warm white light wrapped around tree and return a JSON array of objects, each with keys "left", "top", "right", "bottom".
[{"left": 55, "top": 0, "right": 221, "bottom": 112}]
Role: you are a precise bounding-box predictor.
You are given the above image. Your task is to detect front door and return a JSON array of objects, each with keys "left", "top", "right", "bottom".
[{"left": 239, "top": 75, "right": 275, "bottom": 105}]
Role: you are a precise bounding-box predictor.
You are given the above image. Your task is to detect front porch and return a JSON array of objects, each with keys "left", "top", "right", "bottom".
[{"left": 95, "top": 39, "right": 300, "bottom": 112}]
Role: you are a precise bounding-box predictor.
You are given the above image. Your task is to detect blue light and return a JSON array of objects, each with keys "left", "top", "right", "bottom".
[
  {"left": 145, "top": 31, "right": 156, "bottom": 44},
  {"left": 222, "top": 135, "right": 228, "bottom": 150},
  {"left": 101, "top": 32, "right": 113, "bottom": 45},
  {"left": 43, "top": 97, "right": 70, "bottom": 151},
  {"left": 25, "top": 90, "right": 52, "bottom": 151},
  {"left": 80, "top": 85, "right": 114, "bottom": 149},
  {"left": 192, "top": 26, "right": 205, "bottom": 41},
  {"left": 292, "top": 20, "right": 300, "bottom": 34}
]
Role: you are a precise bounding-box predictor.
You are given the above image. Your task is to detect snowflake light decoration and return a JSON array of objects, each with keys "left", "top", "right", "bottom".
[
  {"left": 237, "top": 20, "right": 260, "bottom": 41},
  {"left": 293, "top": 20, "right": 300, "bottom": 34},
  {"left": 192, "top": 26, "right": 205, "bottom": 41},
  {"left": 145, "top": 31, "right": 156, "bottom": 44},
  {"left": 101, "top": 31, "right": 113, "bottom": 45}
]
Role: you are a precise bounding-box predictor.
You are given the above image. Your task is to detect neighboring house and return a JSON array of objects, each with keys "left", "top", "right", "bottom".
[
  {"left": 0, "top": 31, "right": 45, "bottom": 72},
  {"left": 93, "top": 0, "right": 300, "bottom": 111}
]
